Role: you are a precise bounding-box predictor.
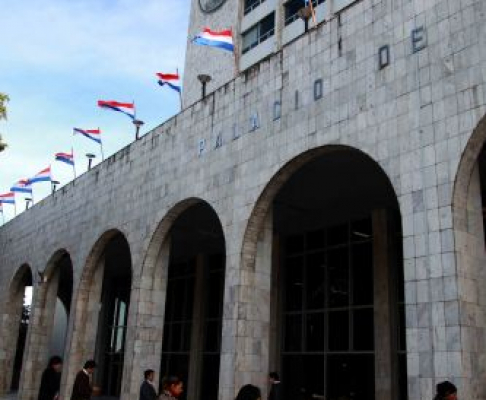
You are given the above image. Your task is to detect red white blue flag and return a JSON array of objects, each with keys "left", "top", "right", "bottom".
[
  {"left": 10, "top": 179, "right": 33, "bottom": 194},
  {"left": 29, "top": 166, "right": 52, "bottom": 183},
  {"left": 98, "top": 100, "right": 135, "bottom": 120},
  {"left": 156, "top": 73, "right": 182, "bottom": 93},
  {"left": 193, "top": 28, "right": 234, "bottom": 52},
  {"left": 74, "top": 128, "right": 102, "bottom": 144},
  {"left": 55, "top": 150, "right": 74, "bottom": 166},
  {"left": 0, "top": 192, "right": 15, "bottom": 204}
]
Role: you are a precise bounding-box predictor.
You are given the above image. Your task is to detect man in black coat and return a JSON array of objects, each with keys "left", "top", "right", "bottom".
[
  {"left": 140, "top": 369, "right": 157, "bottom": 400},
  {"left": 71, "top": 360, "right": 96, "bottom": 400},
  {"left": 38, "top": 356, "right": 62, "bottom": 400},
  {"left": 268, "top": 372, "right": 283, "bottom": 400}
]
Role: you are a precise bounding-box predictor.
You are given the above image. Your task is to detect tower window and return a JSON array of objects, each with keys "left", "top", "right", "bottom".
[
  {"left": 242, "top": 12, "right": 275, "bottom": 54},
  {"left": 244, "top": 0, "right": 267, "bottom": 15},
  {"left": 284, "top": 0, "right": 326, "bottom": 25}
]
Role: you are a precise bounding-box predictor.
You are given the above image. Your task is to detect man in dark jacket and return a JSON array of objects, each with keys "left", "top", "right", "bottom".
[
  {"left": 38, "top": 356, "right": 62, "bottom": 400},
  {"left": 268, "top": 372, "right": 282, "bottom": 400},
  {"left": 140, "top": 369, "right": 157, "bottom": 400},
  {"left": 71, "top": 360, "right": 96, "bottom": 400}
]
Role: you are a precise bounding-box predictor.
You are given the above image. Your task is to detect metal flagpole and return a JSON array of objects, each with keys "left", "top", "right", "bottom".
[
  {"left": 232, "top": 29, "right": 239, "bottom": 77},
  {"left": 99, "top": 128, "right": 105, "bottom": 161},
  {"left": 177, "top": 68, "right": 183, "bottom": 111},
  {"left": 14, "top": 199, "right": 17, "bottom": 216},
  {"left": 72, "top": 146, "right": 77, "bottom": 178}
]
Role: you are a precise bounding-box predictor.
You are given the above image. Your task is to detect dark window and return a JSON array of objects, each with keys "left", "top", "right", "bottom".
[
  {"left": 281, "top": 218, "right": 375, "bottom": 400},
  {"left": 242, "top": 13, "right": 275, "bottom": 54},
  {"left": 161, "top": 255, "right": 225, "bottom": 400},
  {"left": 244, "top": 0, "right": 266, "bottom": 15},
  {"left": 161, "top": 259, "right": 196, "bottom": 398},
  {"left": 284, "top": 0, "right": 326, "bottom": 26}
]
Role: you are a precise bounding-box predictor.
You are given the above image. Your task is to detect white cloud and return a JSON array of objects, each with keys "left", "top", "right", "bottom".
[
  {"left": 0, "top": 0, "right": 191, "bottom": 222},
  {"left": 0, "top": 0, "right": 190, "bottom": 79}
]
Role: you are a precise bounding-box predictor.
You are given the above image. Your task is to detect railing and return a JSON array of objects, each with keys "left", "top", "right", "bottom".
[
  {"left": 244, "top": 0, "right": 267, "bottom": 15},
  {"left": 242, "top": 27, "right": 275, "bottom": 54}
]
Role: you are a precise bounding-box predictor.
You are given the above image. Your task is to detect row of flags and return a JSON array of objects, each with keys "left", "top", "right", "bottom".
[{"left": 0, "top": 27, "right": 236, "bottom": 219}]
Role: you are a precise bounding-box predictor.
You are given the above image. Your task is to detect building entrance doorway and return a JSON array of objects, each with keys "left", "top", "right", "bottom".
[
  {"left": 268, "top": 148, "right": 407, "bottom": 400},
  {"left": 160, "top": 202, "right": 226, "bottom": 400}
]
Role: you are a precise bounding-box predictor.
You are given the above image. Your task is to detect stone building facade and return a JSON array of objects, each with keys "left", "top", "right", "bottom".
[{"left": 2, "top": 0, "right": 486, "bottom": 399}]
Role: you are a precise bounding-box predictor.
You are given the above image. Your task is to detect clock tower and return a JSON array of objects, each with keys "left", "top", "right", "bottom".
[{"left": 182, "top": 0, "right": 240, "bottom": 107}]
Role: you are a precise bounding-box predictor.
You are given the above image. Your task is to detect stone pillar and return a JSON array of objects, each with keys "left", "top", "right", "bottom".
[
  {"left": 121, "top": 239, "right": 170, "bottom": 400},
  {"left": 18, "top": 268, "right": 60, "bottom": 400},
  {"left": 268, "top": 234, "right": 281, "bottom": 375},
  {"left": 187, "top": 254, "right": 207, "bottom": 400},
  {"left": 220, "top": 210, "right": 273, "bottom": 400},
  {"left": 60, "top": 258, "right": 105, "bottom": 400},
  {"left": 0, "top": 270, "right": 30, "bottom": 396},
  {"left": 372, "top": 209, "right": 395, "bottom": 400}
]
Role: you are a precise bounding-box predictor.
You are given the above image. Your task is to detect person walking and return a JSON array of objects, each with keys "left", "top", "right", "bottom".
[
  {"left": 158, "top": 376, "right": 184, "bottom": 400},
  {"left": 434, "top": 381, "right": 457, "bottom": 400},
  {"left": 71, "top": 360, "right": 97, "bottom": 400},
  {"left": 268, "top": 372, "right": 282, "bottom": 400},
  {"left": 38, "top": 356, "right": 62, "bottom": 400},
  {"left": 140, "top": 369, "right": 157, "bottom": 400}
]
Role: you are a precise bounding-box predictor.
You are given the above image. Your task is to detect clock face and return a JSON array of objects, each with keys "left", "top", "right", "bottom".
[{"left": 199, "top": 0, "right": 226, "bottom": 13}]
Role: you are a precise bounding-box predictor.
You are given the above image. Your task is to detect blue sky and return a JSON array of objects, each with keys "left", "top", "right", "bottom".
[{"left": 0, "top": 0, "right": 190, "bottom": 222}]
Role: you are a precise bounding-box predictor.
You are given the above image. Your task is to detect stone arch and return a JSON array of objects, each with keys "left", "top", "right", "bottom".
[
  {"left": 234, "top": 144, "right": 405, "bottom": 400},
  {"left": 141, "top": 197, "right": 204, "bottom": 282},
  {"left": 240, "top": 145, "right": 399, "bottom": 271},
  {"left": 453, "top": 113, "right": 486, "bottom": 232},
  {"left": 125, "top": 197, "right": 226, "bottom": 400},
  {"left": 62, "top": 229, "right": 133, "bottom": 400},
  {"left": 0, "top": 263, "right": 33, "bottom": 395},
  {"left": 19, "top": 249, "right": 74, "bottom": 400},
  {"left": 451, "top": 114, "right": 486, "bottom": 400}
]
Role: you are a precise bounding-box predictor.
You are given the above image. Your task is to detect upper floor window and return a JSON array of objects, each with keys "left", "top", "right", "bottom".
[
  {"left": 244, "top": 0, "right": 267, "bottom": 15},
  {"left": 284, "top": 0, "right": 325, "bottom": 25},
  {"left": 242, "top": 12, "right": 275, "bottom": 54}
]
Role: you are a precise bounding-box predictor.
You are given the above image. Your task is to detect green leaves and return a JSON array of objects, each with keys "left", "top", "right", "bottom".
[{"left": 0, "top": 92, "right": 9, "bottom": 152}]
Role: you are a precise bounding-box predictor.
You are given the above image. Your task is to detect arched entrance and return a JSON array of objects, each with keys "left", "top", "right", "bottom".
[
  {"left": 65, "top": 230, "right": 132, "bottom": 400},
  {"left": 452, "top": 115, "right": 486, "bottom": 400},
  {"left": 94, "top": 233, "right": 132, "bottom": 398},
  {"left": 0, "top": 264, "right": 33, "bottom": 395},
  {"left": 18, "top": 250, "right": 73, "bottom": 400},
  {"left": 243, "top": 146, "right": 407, "bottom": 400},
  {"left": 160, "top": 201, "right": 226, "bottom": 400}
]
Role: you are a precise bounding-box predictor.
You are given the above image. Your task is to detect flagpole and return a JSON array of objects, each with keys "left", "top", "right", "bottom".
[
  {"left": 177, "top": 68, "right": 183, "bottom": 111},
  {"left": 232, "top": 29, "right": 239, "bottom": 77},
  {"left": 14, "top": 200, "right": 17, "bottom": 216},
  {"left": 72, "top": 146, "right": 77, "bottom": 179},
  {"left": 99, "top": 128, "right": 105, "bottom": 160}
]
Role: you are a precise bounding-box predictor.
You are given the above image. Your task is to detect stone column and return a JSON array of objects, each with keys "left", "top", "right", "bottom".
[
  {"left": 18, "top": 268, "right": 60, "bottom": 400},
  {"left": 187, "top": 254, "right": 207, "bottom": 400},
  {"left": 220, "top": 210, "right": 273, "bottom": 400},
  {"left": 60, "top": 258, "right": 105, "bottom": 400},
  {"left": 0, "top": 270, "right": 30, "bottom": 396},
  {"left": 372, "top": 209, "right": 395, "bottom": 400},
  {"left": 268, "top": 234, "right": 281, "bottom": 375},
  {"left": 121, "top": 239, "right": 170, "bottom": 400}
]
